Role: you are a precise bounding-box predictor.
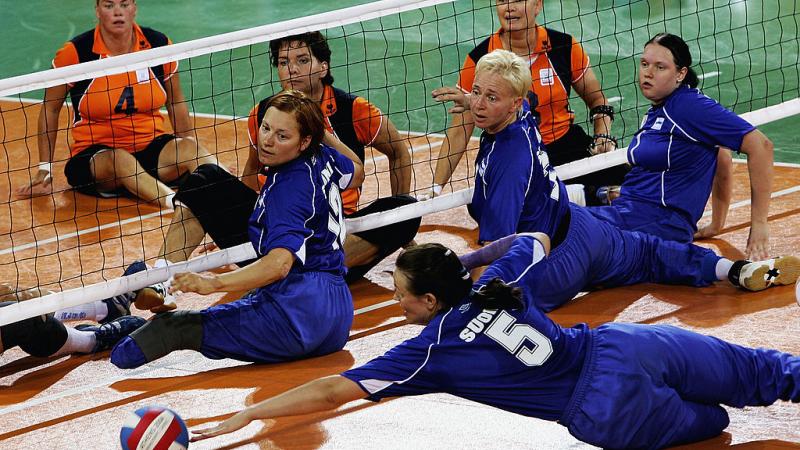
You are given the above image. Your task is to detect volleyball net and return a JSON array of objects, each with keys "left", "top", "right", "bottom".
[{"left": 1, "top": 0, "right": 799, "bottom": 326}]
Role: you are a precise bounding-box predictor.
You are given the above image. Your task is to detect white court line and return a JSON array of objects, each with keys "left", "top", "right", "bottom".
[
  {"left": 607, "top": 96, "right": 623, "bottom": 103},
  {"left": 698, "top": 71, "right": 721, "bottom": 80},
  {"left": 700, "top": 184, "right": 800, "bottom": 218},
  {"left": 732, "top": 158, "right": 800, "bottom": 169},
  {"left": 0, "top": 296, "right": 402, "bottom": 417},
  {"left": 0, "top": 210, "right": 171, "bottom": 256},
  {"left": 354, "top": 298, "right": 398, "bottom": 315}
]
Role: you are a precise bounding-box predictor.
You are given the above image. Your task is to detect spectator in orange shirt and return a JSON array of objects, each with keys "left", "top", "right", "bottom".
[{"left": 16, "top": 0, "right": 218, "bottom": 209}]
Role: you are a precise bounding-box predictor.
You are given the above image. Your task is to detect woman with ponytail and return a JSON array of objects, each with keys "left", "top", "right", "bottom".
[
  {"left": 588, "top": 33, "right": 774, "bottom": 260},
  {"left": 191, "top": 233, "right": 800, "bottom": 450}
]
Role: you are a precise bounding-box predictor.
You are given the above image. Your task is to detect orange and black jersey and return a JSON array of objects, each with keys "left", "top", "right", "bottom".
[
  {"left": 457, "top": 25, "right": 590, "bottom": 145},
  {"left": 53, "top": 24, "right": 178, "bottom": 156},
  {"left": 248, "top": 85, "right": 382, "bottom": 215}
]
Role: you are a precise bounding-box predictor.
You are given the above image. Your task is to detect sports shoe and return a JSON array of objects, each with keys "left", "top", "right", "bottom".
[
  {"left": 595, "top": 185, "right": 621, "bottom": 205},
  {"left": 117, "top": 260, "right": 176, "bottom": 313},
  {"left": 100, "top": 293, "right": 134, "bottom": 324},
  {"left": 76, "top": 315, "right": 147, "bottom": 353},
  {"left": 737, "top": 256, "right": 800, "bottom": 291},
  {"left": 98, "top": 261, "right": 149, "bottom": 324}
]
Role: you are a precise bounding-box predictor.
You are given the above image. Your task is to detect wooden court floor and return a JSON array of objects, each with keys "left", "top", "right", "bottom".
[{"left": 0, "top": 101, "right": 799, "bottom": 449}]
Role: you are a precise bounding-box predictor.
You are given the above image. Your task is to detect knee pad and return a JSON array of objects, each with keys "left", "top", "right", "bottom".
[
  {"left": 2, "top": 313, "right": 68, "bottom": 358},
  {"left": 127, "top": 310, "right": 203, "bottom": 363}
]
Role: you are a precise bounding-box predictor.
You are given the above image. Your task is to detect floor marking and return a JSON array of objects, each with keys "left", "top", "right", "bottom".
[
  {"left": 0, "top": 210, "right": 171, "bottom": 256},
  {"left": 698, "top": 71, "right": 721, "bottom": 79},
  {"left": 0, "top": 295, "right": 403, "bottom": 417},
  {"left": 701, "top": 184, "right": 800, "bottom": 218}
]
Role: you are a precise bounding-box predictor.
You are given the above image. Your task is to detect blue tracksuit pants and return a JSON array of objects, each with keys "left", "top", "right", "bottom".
[
  {"left": 527, "top": 205, "right": 720, "bottom": 311},
  {"left": 562, "top": 323, "right": 800, "bottom": 449}
]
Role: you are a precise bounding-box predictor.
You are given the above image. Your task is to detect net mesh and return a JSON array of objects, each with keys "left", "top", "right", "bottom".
[{"left": 0, "top": 0, "right": 799, "bottom": 325}]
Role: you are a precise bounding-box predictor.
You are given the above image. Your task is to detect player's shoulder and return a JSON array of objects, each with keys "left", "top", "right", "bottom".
[
  {"left": 252, "top": 95, "right": 275, "bottom": 124},
  {"left": 69, "top": 28, "right": 95, "bottom": 47},
  {"left": 330, "top": 86, "right": 358, "bottom": 103},
  {"left": 139, "top": 26, "right": 169, "bottom": 47},
  {"left": 543, "top": 26, "right": 574, "bottom": 46},
  {"left": 467, "top": 34, "right": 494, "bottom": 64},
  {"left": 495, "top": 118, "right": 537, "bottom": 152},
  {"left": 667, "top": 85, "right": 715, "bottom": 107},
  {"left": 665, "top": 86, "right": 722, "bottom": 118}
]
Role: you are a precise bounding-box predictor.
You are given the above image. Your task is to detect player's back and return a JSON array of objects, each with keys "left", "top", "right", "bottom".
[{"left": 421, "top": 299, "right": 591, "bottom": 420}]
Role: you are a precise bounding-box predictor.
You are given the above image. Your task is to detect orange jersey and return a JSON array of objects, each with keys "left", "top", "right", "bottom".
[
  {"left": 248, "top": 84, "right": 382, "bottom": 214},
  {"left": 53, "top": 24, "right": 178, "bottom": 156},
  {"left": 457, "top": 25, "right": 590, "bottom": 144}
]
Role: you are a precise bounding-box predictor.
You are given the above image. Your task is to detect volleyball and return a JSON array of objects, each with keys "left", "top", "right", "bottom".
[{"left": 120, "top": 406, "right": 189, "bottom": 450}]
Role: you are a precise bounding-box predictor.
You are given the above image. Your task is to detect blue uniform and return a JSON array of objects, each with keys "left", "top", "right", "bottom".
[
  {"left": 468, "top": 105, "right": 569, "bottom": 244},
  {"left": 199, "top": 144, "right": 355, "bottom": 363},
  {"left": 588, "top": 86, "right": 755, "bottom": 242},
  {"left": 467, "top": 105, "right": 724, "bottom": 311},
  {"left": 343, "top": 236, "right": 800, "bottom": 449}
]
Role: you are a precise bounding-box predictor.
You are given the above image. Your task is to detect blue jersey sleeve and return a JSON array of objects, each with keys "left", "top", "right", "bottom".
[
  {"left": 324, "top": 143, "right": 356, "bottom": 191},
  {"left": 341, "top": 333, "right": 441, "bottom": 401},
  {"left": 475, "top": 235, "right": 548, "bottom": 311},
  {"left": 477, "top": 133, "right": 536, "bottom": 243},
  {"left": 668, "top": 90, "right": 755, "bottom": 151},
  {"left": 257, "top": 175, "right": 316, "bottom": 264}
]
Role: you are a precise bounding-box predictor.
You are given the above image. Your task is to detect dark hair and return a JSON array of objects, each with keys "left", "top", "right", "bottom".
[
  {"left": 269, "top": 31, "right": 334, "bottom": 85},
  {"left": 470, "top": 277, "right": 525, "bottom": 310},
  {"left": 645, "top": 33, "right": 699, "bottom": 88},
  {"left": 263, "top": 90, "right": 325, "bottom": 154},
  {"left": 395, "top": 243, "right": 472, "bottom": 309}
]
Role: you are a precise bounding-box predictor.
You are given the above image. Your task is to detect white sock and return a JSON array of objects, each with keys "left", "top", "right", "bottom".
[
  {"left": 565, "top": 184, "right": 586, "bottom": 207},
  {"left": 715, "top": 258, "right": 734, "bottom": 281},
  {"left": 53, "top": 327, "right": 96, "bottom": 356},
  {"left": 54, "top": 302, "right": 106, "bottom": 322}
]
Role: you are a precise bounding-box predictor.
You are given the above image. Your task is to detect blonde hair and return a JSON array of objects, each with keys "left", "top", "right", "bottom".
[{"left": 475, "top": 49, "right": 532, "bottom": 98}]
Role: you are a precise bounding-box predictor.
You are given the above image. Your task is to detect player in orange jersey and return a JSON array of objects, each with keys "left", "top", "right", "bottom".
[{"left": 16, "top": 0, "right": 219, "bottom": 209}]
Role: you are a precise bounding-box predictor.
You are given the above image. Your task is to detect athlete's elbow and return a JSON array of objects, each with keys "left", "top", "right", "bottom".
[{"left": 352, "top": 165, "right": 366, "bottom": 188}]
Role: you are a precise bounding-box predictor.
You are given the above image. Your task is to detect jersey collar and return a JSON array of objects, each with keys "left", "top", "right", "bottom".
[
  {"left": 494, "top": 24, "right": 549, "bottom": 55},
  {"left": 320, "top": 84, "right": 338, "bottom": 118},
  {"left": 92, "top": 23, "right": 150, "bottom": 56}
]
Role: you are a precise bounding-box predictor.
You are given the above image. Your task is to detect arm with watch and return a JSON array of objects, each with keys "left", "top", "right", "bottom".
[{"left": 573, "top": 67, "right": 618, "bottom": 155}]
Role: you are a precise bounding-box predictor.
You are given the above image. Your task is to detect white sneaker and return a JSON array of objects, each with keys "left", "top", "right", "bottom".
[{"left": 739, "top": 256, "right": 800, "bottom": 291}]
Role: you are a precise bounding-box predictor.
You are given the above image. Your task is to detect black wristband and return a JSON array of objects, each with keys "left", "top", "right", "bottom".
[
  {"left": 590, "top": 104, "right": 615, "bottom": 122},
  {"left": 592, "top": 133, "right": 618, "bottom": 147}
]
